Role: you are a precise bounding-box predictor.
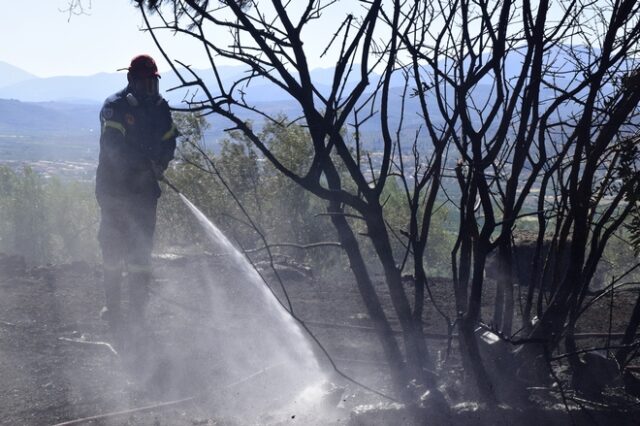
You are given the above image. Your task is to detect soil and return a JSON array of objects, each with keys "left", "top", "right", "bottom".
[{"left": 1, "top": 251, "right": 640, "bottom": 425}]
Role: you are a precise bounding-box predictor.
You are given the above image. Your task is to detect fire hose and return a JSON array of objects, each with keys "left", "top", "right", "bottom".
[{"left": 158, "top": 174, "right": 182, "bottom": 195}]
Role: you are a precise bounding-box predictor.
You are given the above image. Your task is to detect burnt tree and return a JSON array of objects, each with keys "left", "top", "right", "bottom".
[{"left": 133, "top": 0, "right": 640, "bottom": 405}]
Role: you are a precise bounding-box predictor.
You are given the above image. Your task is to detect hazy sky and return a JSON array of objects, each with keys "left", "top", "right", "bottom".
[
  {"left": 0, "top": 1, "right": 242, "bottom": 77},
  {"left": 2, "top": 2, "right": 169, "bottom": 77},
  {"left": 1, "top": 1, "right": 362, "bottom": 78}
]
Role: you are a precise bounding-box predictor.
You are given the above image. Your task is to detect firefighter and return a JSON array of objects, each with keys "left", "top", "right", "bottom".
[{"left": 95, "top": 54, "right": 177, "bottom": 334}]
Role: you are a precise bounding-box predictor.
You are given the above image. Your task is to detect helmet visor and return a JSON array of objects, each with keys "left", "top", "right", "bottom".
[{"left": 131, "top": 77, "right": 159, "bottom": 98}]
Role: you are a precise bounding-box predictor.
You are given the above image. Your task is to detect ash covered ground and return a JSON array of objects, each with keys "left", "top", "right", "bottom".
[
  {"left": 1, "top": 252, "right": 640, "bottom": 425},
  {"left": 0, "top": 252, "right": 389, "bottom": 425}
]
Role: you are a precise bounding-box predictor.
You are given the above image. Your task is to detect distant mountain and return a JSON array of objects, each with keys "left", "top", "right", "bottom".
[
  {"left": 0, "top": 46, "right": 625, "bottom": 150},
  {"left": 0, "top": 61, "right": 386, "bottom": 104},
  {"left": 0, "top": 45, "right": 615, "bottom": 104},
  {"left": 0, "top": 65, "right": 255, "bottom": 104},
  {"left": 0, "top": 99, "right": 99, "bottom": 136},
  {"left": 0, "top": 61, "right": 37, "bottom": 89},
  {"left": 0, "top": 72, "right": 133, "bottom": 104}
]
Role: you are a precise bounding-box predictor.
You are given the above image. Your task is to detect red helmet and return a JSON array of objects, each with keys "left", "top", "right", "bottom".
[{"left": 127, "top": 54, "right": 160, "bottom": 79}]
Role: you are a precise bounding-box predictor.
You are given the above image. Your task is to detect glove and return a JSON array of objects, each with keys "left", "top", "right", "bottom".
[{"left": 151, "top": 161, "right": 165, "bottom": 181}]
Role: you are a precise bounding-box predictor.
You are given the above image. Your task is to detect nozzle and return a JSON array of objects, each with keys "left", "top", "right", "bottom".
[{"left": 160, "top": 175, "right": 182, "bottom": 195}]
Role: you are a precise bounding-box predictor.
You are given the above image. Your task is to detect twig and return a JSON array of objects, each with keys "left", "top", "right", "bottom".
[
  {"left": 314, "top": 212, "right": 366, "bottom": 221},
  {"left": 551, "top": 341, "right": 640, "bottom": 361},
  {"left": 243, "top": 242, "right": 342, "bottom": 254},
  {"left": 544, "top": 345, "right": 577, "bottom": 426},
  {"left": 50, "top": 396, "right": 195, "bottom": 426},
  {"left": 51, "top": 362, "right": 287, "bottom": 426},
  {"left": 305, "top": 320, "right": 454, "bottom": 340},
  {"left": 607, "top": 275, "right": 615, "bottom": 357},
  {"left": 0, "top": 320, "right": 17, "bottom": 328},
  {"left": 221, "top": 362, "right": 285, "bottom": 389},
  {"left": 58, "top": 337, "right": 119, "bottom": 357}
]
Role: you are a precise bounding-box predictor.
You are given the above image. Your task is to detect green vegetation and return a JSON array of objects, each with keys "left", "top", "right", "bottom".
[
  {"left": 0, "top": 113, "right": 454, "bottom": 277},
  {"left": 157, "top": 113, "right": 344, "bottom": 274},
  {"left": 0, "top": 166, "right": 99, "bottom": 264},
  {"left": 159, "top": 112, "right": 456, "bottom": 277}
]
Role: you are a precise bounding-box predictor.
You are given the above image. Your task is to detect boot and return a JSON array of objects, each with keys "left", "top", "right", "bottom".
[
  {"left": 101, "top": 268, "right": 123, "bottom": 331},
  {"left": 127, "top": 270, "right": 152, "bottom": 356},
  {"left": 128, "top": 270, "right": 151, "bottom": 327}
]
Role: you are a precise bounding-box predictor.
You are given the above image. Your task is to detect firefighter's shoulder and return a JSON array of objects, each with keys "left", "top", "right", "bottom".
[{"left": 101, "top": 90, "right": 128, "bottom": 121}]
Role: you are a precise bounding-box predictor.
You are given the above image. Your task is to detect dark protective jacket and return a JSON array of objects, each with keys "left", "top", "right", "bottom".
[{"left": 96, "top": 87, "right": 177, "bottom": 202}]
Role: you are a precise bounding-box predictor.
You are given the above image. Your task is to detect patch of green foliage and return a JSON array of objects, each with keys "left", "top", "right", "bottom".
[
  {"left": 0, "top": 112, "right": 456, "bottom": 278},
  {"left": 159, "top": 112, "right": 455, "bottom": 278},
  {"left": 0, "top": 166, "right": 99, "bottom": 265}
]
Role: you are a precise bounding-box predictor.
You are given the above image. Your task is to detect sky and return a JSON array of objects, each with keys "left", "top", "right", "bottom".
[
  {"left": 1, "top": 1, "right": 364, "bottom": 79},
  {"left": 0, "top": 1, "right": 610, "bottom": 80},
  {"left": 1, "top": 1, "right": 207, "bottom": 77}
]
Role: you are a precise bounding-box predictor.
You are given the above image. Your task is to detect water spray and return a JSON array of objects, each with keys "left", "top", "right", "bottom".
[
  {"left": 156, "top": 173, "right": 332, "bottom": 413},
  {"left": 156, "top": 172, "right": 391, "bottom": 408}
]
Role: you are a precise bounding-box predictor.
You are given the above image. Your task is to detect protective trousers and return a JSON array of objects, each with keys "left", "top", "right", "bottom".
[{"left": 98, "top": 194, "right": 158, "bottom": 326}]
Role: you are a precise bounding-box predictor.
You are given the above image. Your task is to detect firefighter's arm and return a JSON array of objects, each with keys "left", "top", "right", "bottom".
[
  {"left": 155, "top": 101, "right": 178, "bottom": 170},
  {"left": 99, "top": 104, "right": 138, "bottom": 168}
]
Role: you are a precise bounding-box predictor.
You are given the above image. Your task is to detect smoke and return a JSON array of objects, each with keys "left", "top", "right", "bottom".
[
  {"left": 123, "top": 194, "right": 330, "bottom": 423},
  {"left": 0, "top": 186, "right": 350, "bottom": 425}
]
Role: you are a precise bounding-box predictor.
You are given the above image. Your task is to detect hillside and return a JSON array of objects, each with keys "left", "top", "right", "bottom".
[
  {"left": 0, "top": 46, "right": 616, "bottom": 162},
  {"left": 0, "top": 61, "right": 37, "bottom": 89},
  {"left": 0, "top": 99, "right": 99, "bottom": 135}
]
